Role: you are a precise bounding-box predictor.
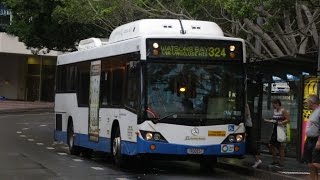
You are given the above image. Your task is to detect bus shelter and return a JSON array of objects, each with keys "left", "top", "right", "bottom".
[{"left": 246, "top": 54, "right": 318, "bottom": 160}]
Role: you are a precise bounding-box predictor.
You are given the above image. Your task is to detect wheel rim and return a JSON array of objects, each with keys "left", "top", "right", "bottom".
[{"left": 113, "top": 137, "right": 120, "bottom": 156}]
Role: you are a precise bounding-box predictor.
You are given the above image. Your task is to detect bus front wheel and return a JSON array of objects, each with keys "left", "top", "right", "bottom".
[
  {"left": 67, "top": 123, "right": 80, "bottom": 156},
  {"left": 112, "top": 126, "right": 126, "bottom": 167}
]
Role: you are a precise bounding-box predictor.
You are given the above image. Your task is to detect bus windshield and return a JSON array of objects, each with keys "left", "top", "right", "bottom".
[{"left": 145, "top": 62, "right": 244, "bottom": 125}]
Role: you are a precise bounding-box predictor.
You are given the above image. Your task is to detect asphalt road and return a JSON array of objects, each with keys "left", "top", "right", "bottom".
[{"left": 0, "top": 112, "right": 255, "bottom": 180}]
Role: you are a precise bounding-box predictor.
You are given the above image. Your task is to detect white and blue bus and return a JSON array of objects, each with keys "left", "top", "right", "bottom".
[{"left": 54, "top": 19, "right": 246, "bottom": 169}]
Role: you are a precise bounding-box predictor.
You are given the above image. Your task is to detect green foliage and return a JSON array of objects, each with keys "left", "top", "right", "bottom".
[
  {"left": 2, "top": 0, "right": 319, "bottom": 58},
  {"left": 222, "top": 0, "right": 260, "bottom": 19},
  {"left": 2, "top": 0, "right": 106, "bottom": 51}
]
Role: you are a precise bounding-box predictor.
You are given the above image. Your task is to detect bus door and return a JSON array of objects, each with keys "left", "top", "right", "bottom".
[
  {"left": 247, "top": 77, "right": 263, "bottom": 152},
  {"left": 88, "top": 60, "right": 101, "bottom": 142}
]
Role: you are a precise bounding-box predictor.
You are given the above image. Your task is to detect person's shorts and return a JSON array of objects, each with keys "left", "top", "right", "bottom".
[
  {"left": 270, "top": 129, "right": 286, "bottom": 149},
  {"left": 313, "top": 148, "right": 320, "bottom": 164},
  {"left": 302, "top": 137, "right": 317, "bottom": 163}
]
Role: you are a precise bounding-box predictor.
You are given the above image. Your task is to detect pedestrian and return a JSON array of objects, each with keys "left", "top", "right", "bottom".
[
  {"left": 245, "top": 103, "right": 262, "bottom": 168},
  {"left": 266, "top": 99, "right": 290, "bottom": 167},
  {"left": 303, "top": 94, "right": 320, "bottom": 180}
]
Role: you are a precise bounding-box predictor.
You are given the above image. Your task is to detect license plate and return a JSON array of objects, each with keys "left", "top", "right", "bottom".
[
  {"left": 187, "top": 148, "right": 204, "bottom": 154},
  {"left": 221, "top": 144, "right": 234, "bottom": 153}
]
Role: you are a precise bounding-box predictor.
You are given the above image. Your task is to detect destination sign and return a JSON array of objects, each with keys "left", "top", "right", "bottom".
[{"left": 146, "top": 39, "right": 243, "bottom": 61}]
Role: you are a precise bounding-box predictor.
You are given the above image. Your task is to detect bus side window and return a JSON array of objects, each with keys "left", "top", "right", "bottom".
[
  {"left": 101, "top": 70, "right": 112, "bottom": 106},
  {"left": 112, "top": 68, "right": 125, "bottom": 106},
  {"left": 76, "top": 62, "right": 90, "bottom": 106}
]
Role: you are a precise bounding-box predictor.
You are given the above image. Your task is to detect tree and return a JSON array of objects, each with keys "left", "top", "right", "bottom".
[
  {"left": 2, "top": 0, "right": 106, "bottom": 51},
  {"left": 131, "top": 0, "right": 320, "bottom": 59},
  {"left": 3, "top": 0, "right": 320, "bottom": 60}
]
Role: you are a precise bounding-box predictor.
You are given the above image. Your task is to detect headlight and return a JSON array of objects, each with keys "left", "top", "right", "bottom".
[
  {"left": 140, "top": 130, "right": 168, "bottom": 143},
  {"left": 222, "top": 133, "right": 245, "bottom": 144},
  {"left": 228, "top": 135, "right": 235, "bottom": 142},
  {"left": 153, "top": 133, "right": 161, "bottom": 141},
  {"left": 236, "top": 134, "right": 243, "bottom": 142},
  {"left": 146, "top": 133, "right": 153, "bottom": 140}
]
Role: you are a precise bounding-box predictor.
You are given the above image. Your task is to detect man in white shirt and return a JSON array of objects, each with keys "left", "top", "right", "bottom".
[{"left": 303, "top": 95, "right": 320, "bottom": 180}]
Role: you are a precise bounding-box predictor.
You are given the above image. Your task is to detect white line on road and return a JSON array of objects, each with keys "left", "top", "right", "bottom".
[
  {"left": 16, "top": 131, "right": 22, "bottom": 134},
  {"left": 46, "top": 147, "right": 55, "bottom": 150},
  {"left": 27, "top": 139, "right": 34, "bottom": 142},
  {"left": 72, "top": 159, "right": 83, "bottom": 162},
  {"left": 57, "top": 152, "right": 68, "bottom": 156},
  {"left": 52, "top": 142, "right": 59, "bottom": 145},
  {"left": 2, "top": 113, "right": 52, "bottom": 118},
  {"left": 91, "top": 167, "right": 104, "bottom": 170},
  {"left": 39, "top": 124, "right": 47, "bottom": 127},
  {"left": 15, "top": 123, "right": 29, "bottom": 125},
  {"left": 278, "top": 171, "right": 311, "bottom": 175},
  {"left": 22, "top": 128, "right": 29, "bottom": 130},
  {"left": 19, "top": 135, "right": 26, "bottom": 138},
  {"left": 60, "top": 146, "right": 69, "bottom": 150},
  {"left": 36, "top": 143, "right": 44, "bottom": 145},
  {"left": 116, "top": 178, "right": 130, "bottom": 180}
]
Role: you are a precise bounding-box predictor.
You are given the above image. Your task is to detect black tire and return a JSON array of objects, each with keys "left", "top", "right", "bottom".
[
  {"left": 81, "top": 148, "right": 93, "bottom": 158},
  {"left": 112, "top": 126, "right": 126, "bottom": 168},
  {"left": 67, "top": 122, "right": 80, "bottom": 156},
  {"left": 200, "top": 157, "right": 217, "bottom": 173}
]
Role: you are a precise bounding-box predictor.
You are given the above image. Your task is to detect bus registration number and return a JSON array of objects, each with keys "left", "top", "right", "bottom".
[{"left": 187, "top": 148, "right": 204, "bottom": 154}]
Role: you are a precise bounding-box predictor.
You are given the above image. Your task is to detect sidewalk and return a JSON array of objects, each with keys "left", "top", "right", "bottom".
[
  {"left": 0, "top": 100, "right": 54, "bottom": 114},
  {"left": 218, "top": 153, "right": 309, "bottom": 180}
]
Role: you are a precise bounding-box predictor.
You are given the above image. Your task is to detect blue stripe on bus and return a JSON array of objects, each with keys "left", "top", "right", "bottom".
[
  {"left": 54, "top": 130, "right": 67, "bottom": 143},
  {"left": 54, "top": 130, "right": 137, "bottom": 155},
  {"left": 54, "top": 130, "right": 245, "bottom": 156},
  {"left": 137, "top": 137, "right": 245, "bottom": 156},
  {"left": 54, "top": 130, "right": 110, "bottom": 152}
]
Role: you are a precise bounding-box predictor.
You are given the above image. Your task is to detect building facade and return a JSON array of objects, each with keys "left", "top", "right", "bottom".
[{"left": 0, "top": 4, "right": 59, "bottom": 102}]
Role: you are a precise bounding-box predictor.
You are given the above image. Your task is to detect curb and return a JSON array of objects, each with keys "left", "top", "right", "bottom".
[
  {"left": 0, "top": 108, "right": 54, "bottom": 114},
  {"left": 217, "top": 160, "right": 302, "bottom": 180}
]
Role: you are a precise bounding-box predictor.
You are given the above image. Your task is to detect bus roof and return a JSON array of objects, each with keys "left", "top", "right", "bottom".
[
  {"left": 58, "top": 19, "right": 244, "bottom": 65},
  {"left": 108, "top": 19, "right": 224, "bottom": 43}
]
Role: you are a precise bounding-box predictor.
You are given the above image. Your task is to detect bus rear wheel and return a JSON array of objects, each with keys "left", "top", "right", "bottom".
[
  {"left": 67, "top": 123, "right": 80, "bottom": 156},
  {"left": 112, "top": 126, "right": 126, "bottom": 168}
]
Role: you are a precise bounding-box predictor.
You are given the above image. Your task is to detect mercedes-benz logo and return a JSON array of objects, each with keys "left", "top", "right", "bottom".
[{"left": 191, "top": 127, "right": 199, "bottom": 136}]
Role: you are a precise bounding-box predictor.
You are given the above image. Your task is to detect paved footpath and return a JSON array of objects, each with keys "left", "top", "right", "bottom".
[
  {"left": 219, "top": 152, "right": 310, "bottom": 179},
  {"left": 0, "top": 100, "right": 53, "bottom": 113}
]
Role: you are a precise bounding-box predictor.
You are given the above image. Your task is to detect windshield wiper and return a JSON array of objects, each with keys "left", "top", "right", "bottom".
[{"left": 152, "top": 113, "right": 177, "bottom": 124}]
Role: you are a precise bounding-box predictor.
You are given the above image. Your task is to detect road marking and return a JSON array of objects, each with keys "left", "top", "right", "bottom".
[
  {"left": 60, "top": 146, "right": 69, "bottom": 150},
  {"left": 91, "top": 167, "right": 104, "bottom": 170},
  {"left": 27, "top": 139, "right": 34, "bottom": 142},
  {"left": 57, "top": 152, "right": 68, "bottom": 156},
  {"left": 19, "top": 135, "right": 26, "bottom": 138},
  {"left": 52, "top": 142, "right": 58, "bottom": 145},
  {"left": 15, "top": 123, "right": 29, "bottom": 125},
  {"left": 36, "top": 143, "right": 44, "bottom": 146},
  {"left": 16, "top": 131, "right": 22, "bottom": 134},
  {"left": 22, "top": 128, "right": 29, "bottom": 130},
  {"left": 46, "top": 147, "right": 55, "bottom": 150},
  {"left": 40, "top": 124, "right": 47, "bottom": 127},
  {"left": 278, "top": 171, "right": 312, "bottom": 175},
  {"left": 116, "top": 178, "right": 130, "bottom": 180},
  {"left": 2, "top": 113, "right": 52, "bottom": 118},
  {"left": 73, "top": 159, "right": 83, "bottom": 162}
]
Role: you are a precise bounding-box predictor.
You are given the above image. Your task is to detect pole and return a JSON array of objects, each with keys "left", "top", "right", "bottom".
[
  {"left": 318, "top": 35, "right": 320, "bottom": 96},
  {"left": 38, "top": 55, "right": 43, "bottom": 101}
]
